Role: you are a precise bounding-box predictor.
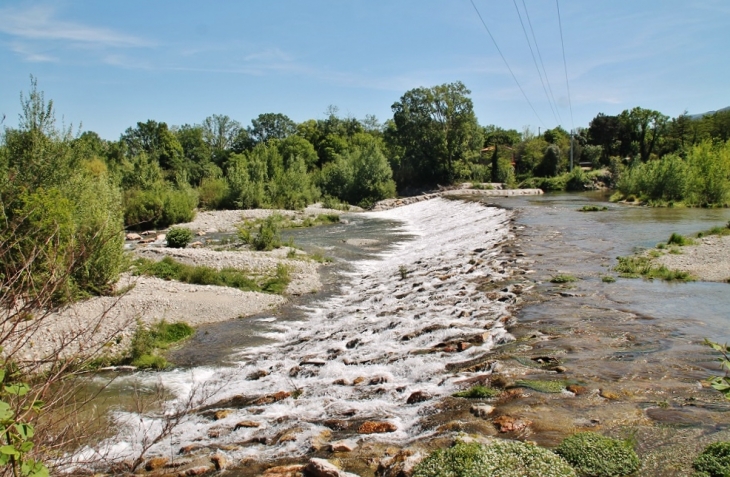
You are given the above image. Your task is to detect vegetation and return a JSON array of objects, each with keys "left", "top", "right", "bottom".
[
  {"left": 129, "top": 320, "right": 195, "bottom": 369},
  {"left": 166, "top": 227, "right": 193, "bottom": 248},
  {"left": 514, "top": 380, "right": 566, "bottom": 393},
  {"left": 579, "top": 205, "right": 608, "bottom": 212},
  {"left": 452, "top": 385, "right": 500, "bottom": 399},
  {"left": 133, "top": 256, "right": 290, "bottom": 294},
  {"left": 551, "top": 274, "right": 578, "bottom": 284},
  {"left": 693, "top": 441, "right": 730, "bottom": 477},
  {"left": 602, "top": 275, "right": 617, "bottom": 283},
  {"left": 667, "top": 232, "right": 695, "bottom": 246},
  {"left": 556, "top": 432, "right": 640, "bottom": 477},
  {"left": 697, "top": 221, "right": 730, "bottom": 238},
  {"left": 412, "top": 441, "right": 576, "bottom": 477},
  {"left": 614, "top": 255, "right": 693, "bottom": 281}
]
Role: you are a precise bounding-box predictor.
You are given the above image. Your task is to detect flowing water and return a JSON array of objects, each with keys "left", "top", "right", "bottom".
[{"left": 79, "top": 193, "right": 730, "bottom": 475}]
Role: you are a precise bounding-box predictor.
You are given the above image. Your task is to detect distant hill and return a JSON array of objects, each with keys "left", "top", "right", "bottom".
[{"left": 688, "top": 106, "right": 730, "bottom": 120}]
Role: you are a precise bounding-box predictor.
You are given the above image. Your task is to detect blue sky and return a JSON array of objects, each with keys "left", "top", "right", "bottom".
[{"left": 1, "top": 1, "right": 728, "bottom": 140}]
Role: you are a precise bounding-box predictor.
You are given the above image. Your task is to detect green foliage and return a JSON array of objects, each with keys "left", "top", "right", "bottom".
[
  {"left": 130, "top": 321, "right": 194, "bottom": 369},
  {"left": 550, "top": 274, "right": 577, "bottom": 284},
  {"left": 667, "top": 232, "right": 695, "bottom": 246},
  {"left": 514, "top": 380, "right": 566, "bottom": 393},
  {"left": 166, "top": 227, "right": 193, "bottom": 248},
  {"left": 602, "top": 276, "right": 616, "bottom": 283},
  {"left": 614, "top": 255, "right": 693, "bottom": 281},
  {"left": 704, "top": 340, "right": 730, "bottom": 400},
  {"left": 697, "top": 222, "right": 730, "bottom": 238},
  {"left": 579, "top": 205, "right": 608, "bottom": 212},
  {"left": 556, "top": 432, "right": 640, "bottom": 477},
  {"left": 693, "top": 441, "right": 730, "bottom": 477},
  {"left": 239, "top": 215, "right": 283, "bottom": 251},
  {"left": 452, "top": 385, "right": 500, "bottom": 399},
  {"left": 412, "top": 441, "right": 576, "bottom": 477},
  {"left": 123, "top": 185, "right": 197, "bottom": 229},
  {"left": 197, "top": 177, "right": 229, "bottom": 210},
  {"left": 133, "top": 256, "right": 290, "bottom": 294}
]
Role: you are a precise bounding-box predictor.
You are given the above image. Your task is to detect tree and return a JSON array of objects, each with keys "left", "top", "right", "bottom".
[
  {"left": 618, "top": 107, "right": 669, "bottom": 162},
  {"left": 587, "top": 113, "right": 622, "bottom": 162},
  {"left": 201, "top": 114, "right": 242, "bottom": 165},
  {"left": 388, "top": 82, "right": 482, "bottom": 188},
  {"left": 121, "top": 120, "right": 185, "bottom": 176},
  {"left": 248, "top": 113, "right": 297, "bottom": 144}
]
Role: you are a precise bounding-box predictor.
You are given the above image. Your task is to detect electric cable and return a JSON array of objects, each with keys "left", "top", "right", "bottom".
[
  {"left": 555, "top": 0, "right": 574, "bottom": 130},
  {"left": 469, "top": 0, "right": 545, "bottom": 128}
]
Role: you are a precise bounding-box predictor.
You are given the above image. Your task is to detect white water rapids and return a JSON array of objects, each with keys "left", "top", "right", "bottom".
[{"left": 80, "top": 198, "right": 520, "bottom": 466}]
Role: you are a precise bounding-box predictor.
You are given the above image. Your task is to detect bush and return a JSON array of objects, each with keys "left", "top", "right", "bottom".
[
  {"left": 197, "top": 177, "right": 229, "bottom": 210},
  {"left": 556, "top": 432, "right": 640, "bottom": 477},
  {"left": 130, "top": 320, "right": 195, "bottom": 369},
  {"left": 694, "top": 442, "right": 730, "bottom": 476},
  {"left": 667, "top": 232, "right": 694, "bottom": 246},
  {"left": 413, "top": 441, "right": 576, "bottom": 477},
  {"left": 166, "top": 227, "right": 193, "bottom": 248}
]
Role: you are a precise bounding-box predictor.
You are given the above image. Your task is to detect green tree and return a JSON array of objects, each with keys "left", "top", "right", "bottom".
[{"left": 248, "top": 113, "right": 297, "bottom": 144}]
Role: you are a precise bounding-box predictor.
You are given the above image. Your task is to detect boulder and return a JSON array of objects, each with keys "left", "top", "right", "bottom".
[
  {"left": 470, "top": 404, "right": 495, "bottom": 418},
  {"left": 264, "top": 464, "right": 305, "bottom": 477},
  {"left": 211, "top": 453, "right": 230, "bottom": 471},
  {"left": 125, "top": 233, "right": 142, "bottom": 241},
  {"left": 145, "top": 456, "right": 169, "bottom": 471},
  {"left": 234, "top": 420, "right": 260, "bottom": 430},
  {"left": 329, "top": 439, "right": 358, "bottom": 452},
  {"left": 304, "top": 458, "right": 357, "bottom": 477},
  {"left": 253, "top": 391, "right": 291, "bottom": 405},
  {"left": 493, "top": 415, "right": 531, "bottom": 433},
  {"left": 358, "top": 421, "right": 397, "bottom": 434},
  {"left": 406, "top": 391, "right": 431, "bottom": 404},
  {"left": 213, "top": 409, "right": 232, "bottom": 420}
]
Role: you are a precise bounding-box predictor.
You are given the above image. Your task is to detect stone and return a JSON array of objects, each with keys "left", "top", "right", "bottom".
[
  {"left": 145, "top": 456, "right": 169, "bottom": 471},
  {"left": 352, "top": 376, "right": 366, "bottom": 385},
  {"left": 156, "top": 233, "right": 166, "bottom": 242},
  {"left": 304, "top": 458, "right": 348, "bottom": 477},
  {"left": 329, "top": 439, "right": 357, "bottom": 452},
  {"left": 332, "top": 379, "right": 349, "bottom": 386},
  {"left": 323, "top": 419, "right": 350, "bottom": 431},
  {"left": 310, "top": 429, "right": 332, "bottom": 451},
  {"left": 493, "top": 415, "right": 531, "bottom": 433},
  {"left": 180, "top": 466, "right": 213, "bottom": 476},
  {"left": 377, "top": 449, "right": 422, "bottom": 477},
  {"left": 247, "top": 369, "right": 269, "bottom": 380},
  {"left": 196, "top": 230, "right": 206, "bottom": 236},
  {"left": 264, "top": 464, "right": 305, "bottom": 477},
  {"left": 211, "top": 453, "right": 230, "bottom": 471},
  {"left": 599, "top": 389, "right": 620, "bottom": 400},
  {"left": 234, "top": 420, "right": 260, "bottom": 430},
  {"left": 277, "top": 427, "right": 303, "bottom": 443},
  {"left": 125, "top": 233, "right": 142, "bottom": 241},
  {"left": 567, "top": 384, "right": 587, "bottom": 395},
  {"left": 189, "top": 241, "right": 203, "bottom": 248},
  {"left": 213, "top": 409, "right": 232, "bottom": 420},
  {"left": 369, "top": 376, "right": 388, "bottom": 385},
  {"left": 470, "top": 404, "right": 495, "bottom": 418},
  {"left": 178, "top": 444, "right": 205, "bottom": 455},
  {"left": 457, "top": 342, "right": 472, "bottom": 352},
  {"left": 253, "top": 391, "right": 291, "bottom": 405},
  {"left": 406, "top": 391, "right": 431, "bottom": 404},
  {"left": 358, "top": 421, "right": 397, "bottom": 434}
]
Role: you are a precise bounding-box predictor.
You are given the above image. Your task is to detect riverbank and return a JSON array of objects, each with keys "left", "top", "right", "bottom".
[{"left": 653, "top": 234, "right": 730, "bottom": 282}]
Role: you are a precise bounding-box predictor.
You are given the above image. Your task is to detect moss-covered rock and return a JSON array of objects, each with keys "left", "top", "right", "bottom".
[
  {"left": 514, "top": 379, "right": 566, "bottom": 393},
  {"left": 556, "top": 432, "right": 640, "bottom": 477},
  {"left": 412, "top": 440, "right": 576, "bottom": 477},
  {"left": 693, "top": 441, "right": 730, "bottom": 477}
]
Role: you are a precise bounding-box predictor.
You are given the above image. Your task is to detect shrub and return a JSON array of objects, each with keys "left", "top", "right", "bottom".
[
  {"left": 166, "top": 227, "right": 193, "bottom": 248},
  {"left": 197, "top": 177, "right": 229, "bottom": 210},
  {"left": 693, "top": 441, "right": 730, "bottom": 476},
  {"left": 412, "top": 441, "right": 576, "bottom": 477},
  {"left": 550, "top": 274, "right": 577, "bottom": 284},
  {"left": 252, "top": 215, "right": 282, "bottom": 251},
  {"left": 130, "top": 320, "right": 195, "bottom": 369},
  {"left": 556, "top": 432, "right": 640, "bottom": 477},
  {"left": 452, "top": 385, "right": 500, "bottom": 399},
  {"left": 667, "top": 232, "right": 694, "bottom": 246}
]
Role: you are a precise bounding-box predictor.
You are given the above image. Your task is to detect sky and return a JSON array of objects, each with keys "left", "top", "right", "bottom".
[{"left": 1, "top": 0, "right": 728, "bottom": 140}]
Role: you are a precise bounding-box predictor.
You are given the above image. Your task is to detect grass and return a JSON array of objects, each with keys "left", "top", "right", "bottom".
[
  {"left": 578, "top": 205, "right": 608, "bottom": 212},
  {"left": 697, "top": 221, "right": 730, "bottom": 238},
  {"left": 514, "top": 379, "right": 566, "bottom": 393},
  {"left": 452, "top": 384, "right": 500, "bottom": 399},
  {"left": 601, "top": 275, "right": 616, "bottom": 283},
  {"left": 667, "top": 232, "right": 695, "bottom": 246},
  {"left": 556, "top": 432, "right": 640, "bottom": 477},
  {"left": 133, "top": 256, "right": 290, "bottom": 294},
  {"left": 614, "top": 255, "right": 694, "bottom": 281},
  {"left": 550, "top": 274, "right": 578, "bottom": 284},
  {"left": 469, "top": 182, "right": 494, "bottom": 190},
  {"left": 130, "top": 320, "right": 195, "bottom": 369}
]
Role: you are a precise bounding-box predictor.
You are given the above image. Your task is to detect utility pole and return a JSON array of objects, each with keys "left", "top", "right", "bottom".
[{"left": 569, "top": 129, "right": 574, "bottom": 172}]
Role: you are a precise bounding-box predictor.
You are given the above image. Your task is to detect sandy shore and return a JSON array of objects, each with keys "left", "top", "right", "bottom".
[{"left": 653, "top": 234, "right": 730, "bottom": 282}]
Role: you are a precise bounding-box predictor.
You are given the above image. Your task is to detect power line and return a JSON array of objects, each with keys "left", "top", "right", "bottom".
[
  {"left": 512, "top": 0, "right": 560, "bottom": 125},
  {"left": 521, "top": 0, "right": 563, "bottom": 126},
  {"left": 555, "top": 0, "right": 574, "bottom": 130},
  {"left": 469, "top": 0, "right": 545, "bottom": 128}
]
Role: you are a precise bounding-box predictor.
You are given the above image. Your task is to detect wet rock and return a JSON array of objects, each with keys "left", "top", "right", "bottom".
[
  {"left": 211, "top": 453, "right": 230, "bottom": 471},
  {"left": 470, "top": 404, "right": 495, "bottom": 418},
  {"left": 126, "top": 232, "right": 142, "bottom": 241},
  {"left": 189, "top": 241, "right": 203, "bottom": 248},
  {"left": 264, "top": 464, "right": 305, "bottom": 477},
  {"left": 493, "top": 415, "right": 531, "bottom": 433},
  {"left": 346, "top": 338, "right": 360, "bottom": 349},
  {"left": 553, "top": 365, "right": 567, "bottom": 373},
  {"left": 573, "top": 417, "right": 601, "bottom": 428},
  {"left": 300, "top": 359, "right": 326, "bottom": 366},
  {"left": 277, "top": 427, "right": 304, "bottom": 444},
  {"left": 304, "top": 458, "right": 356, "bottom": 477},
  {"left": 196, "top": 230, "right": 206, "bottom": 236},
  {"left": 457, "top": 342, "right": 472, "bottom": 352},
  {"left": 289, "top": 366, "right": 302, "bottom": 377},
  {"left": 358, "top": 421, "right": 397, "bottom": 434},
  {"left": 330, "top": 439, "right": 358, "bottom": 452},
  {"left": 599, "top": 389, "right": 620, "bottom": 400},
  {"left": 406, "top": 391, "right": 431, "bottom": 404},
  {"left": 377, "top": 449, "right": 423, "bottom": 477},
  {"left": 369, "top": 376, "right": 389, "bottom": 385},
  {"left": 332, "top": 379, "right": 349, "bottom": 386},
  {"left": 253, "top": 391, "right": 291, "bottom": 405},
  {"left": 145, "top": 456, "right": 169, "bottom": 471},
  {"left": 180, "top": 466, "right": 213, "bottom": 476},
  {"left": 178, "top": 444, "right": 207, "bottom": 455},
  {"left": 323, "top": 420, "right": 351, "bottom": 431},
  {"left": 567, "top": 384, "right": 587, "bottom": 395},
  {"left": 310, "top": 429, "right": 332, "bottom": 451},
  {"left": 247, "top": 369, "right": 269, "bottom": 380},
  {"left": 353, "top": 377, "right": 366, "bottom": 385},
  {"left": 213, "top": 409, "right": 232, "bottom": 420},
  {"left": 234, "top": 420, "right": 260, "bottom": 430}
]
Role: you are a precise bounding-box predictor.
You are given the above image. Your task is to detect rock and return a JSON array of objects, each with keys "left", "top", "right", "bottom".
[
  {"left": 358, "top": 421, "right": 397, "bottom": 434},
  {"left": 457, "top": 342, "right": 472, "bottom": 352},
  {"left": 278, "top": 427, "right": 303, "bottom": 443},
  {"left": 126, "top": 233, "right": 142, "bottom": 241},
  {"left": 196, "top": 230, "right": 206, "bottom": 236},
  {"left": 211, "top": 453, "right": 230, "bottom": 471},
  {"left": 553, "top": 365, "right": 567, "bottom": 373},
  {"left": 599, "top": 389, "right": 620, "bottom": 400},
  {"left": 253, "top": 391, "right": 291, "bottom": 405},
  {"left": 141, "top": 230, "right": 157, "bottom": 236},
  {"left": 353, "top": 376, "right": 366, "bottom": 385},
  {"left": 377, "top": 449, "right": 423, "bottom": 477},
  {"left": 310, "top": 429, "right": 332, "bottom": 451},
  {"left": 247, "top": 369, "right": 269, "bottom": 380},
  {"left": 323, "top": 419, "right": 351, "bottom": 431},
  {"left": 264, "top": 464, "right": 305, "bottom": 477},
  {"left": 156, "top": 233, "right": 166, "bottom": 242},
  {"left": 493, "top": 415, "right": 531, "bottom": 433},
  {"left": 178, "top": 444, "right": 205, "bottom": 455},
  {"left": 332, "top": 379, "right": 349, "bottom": 386},
  {"left": 369, "top": 376, "right": 389, "bottom": 385},
  {"left": 180, "top": 466, "right": 213, "bottom": 476},
  {"left": 189, "top": 241, "right": 203, "bottom": 248},
  {"left": 567, "top": 384, "right": 587, "bottom": 395},
  {"left": 304, "top": 458, "right": 356, "bottom": 477},
  {"left": 234, "top": 420, "right": 260, "bottom": 430},
  {"left": 470, "top": 404, "right": 495, "bottom": 418},
  {"left": 300, "top": 359, "right": 326, "bottom": 366},
  {"left": 145, "top": 456, "right": 169, "bottom": 471},
  {"left": 205, "top": 228, "right": 218, "bottom": 234},
  {"left": 406, "top": 391, "right": 431, "bottom": 404},
  {"left": 329, "top": 439, "right": 358, "bottom": 452},
  {"left": 214, "top": 409, "right": 232, "bottom": 420}
]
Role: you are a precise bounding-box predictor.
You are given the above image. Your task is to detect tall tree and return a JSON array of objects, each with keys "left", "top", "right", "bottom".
[
  {"left": 248, "top": 113, "right": 297, "bottom": 144},
  {"left": 388, "top": 82, "right": 482, "bottom": 188},
  {"left": 618, "top": 107, "right": 669, "bottom": 161}
]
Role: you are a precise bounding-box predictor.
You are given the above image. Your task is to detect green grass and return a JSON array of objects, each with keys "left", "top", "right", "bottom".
[
  {"left": 578, "top": 205, "right": 608, "bottom": 212},
  {"left": 614, "top": 255, "right": 694, "bottom": 281},
  {"left": 130, "top": 320, "right": 195, "bottom": 369},
  {"left": 550, "top": 274, "right": 578, "bottom": 284},
  {"left": 667, "top": 232, "right": 695, "bottom": 246},
  {"left": 601, "top": 275, "right": 616, "bottom": 283},
  {"left": 452, "top": 384, "right": 500, "bottom": 399},
  {"left": 133, "top": 256, "right": 290, "bottom": 294},
  {"left": 556, "top": 432, "right": 640, "bottom": 477},
  {"left": 514, "top": 379, "right": 566, "bottom": 393},
  {"left": 697, "top": 221, "right": 730, "bottom": 238}
]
